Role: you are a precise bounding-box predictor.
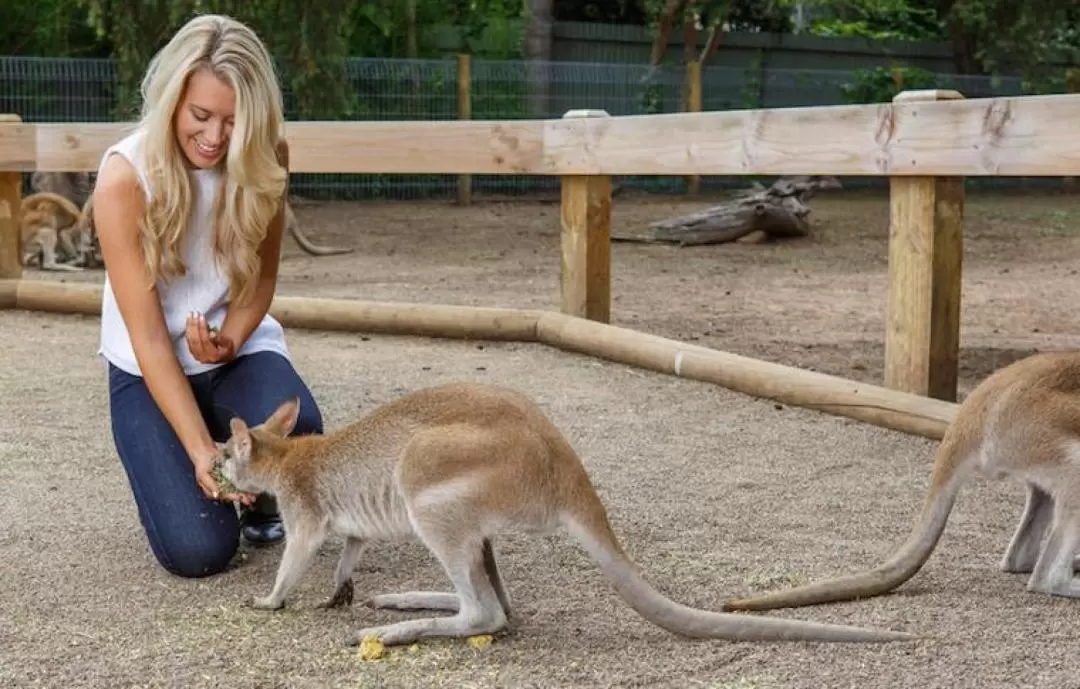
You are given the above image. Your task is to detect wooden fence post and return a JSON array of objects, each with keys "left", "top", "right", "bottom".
[
  {"left": 456, "top": 54, "right": 472, "bottom": 206},
  {"left": 884, "top": 90, "right": 966, "bottom": 402},
  {"left": 0, "top": 114, "right": 22, "bottom": 281},
  {"left": 560, "top": 109, "right": 612, "bottom": 323},
  {"left": 684, "top": 60, "right": 702, "bottom": 196}
]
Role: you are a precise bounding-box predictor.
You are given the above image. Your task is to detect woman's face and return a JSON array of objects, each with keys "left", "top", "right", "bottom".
[{"left": 174, "top": 67, "right": 236, "bottom": 170}]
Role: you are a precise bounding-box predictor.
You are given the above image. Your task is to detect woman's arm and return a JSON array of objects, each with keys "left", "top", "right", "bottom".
[
  {"left": 216, "top": 138, "right": 290, "bottom": 351},
  {"left": 93, "top": 154, "right": 229, "bottom": 500}
]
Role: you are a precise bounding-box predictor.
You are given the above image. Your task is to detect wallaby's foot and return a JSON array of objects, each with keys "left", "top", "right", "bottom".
[
  {"left": 1025, "top": 507, "right": 1080, "bottom": 596},
  {"left": 365, "top": 591, "right": 460, "bottom": 612},
  {"left": 999, "top": 554, "right": 1080, "bottom": 574},
  {"left": 344, "top": 609, "right": 506, "bottom": 648},
  {"left": 1026, "top": 576, "right": 1080, "bottom": 598},
  {"left": 1001, "top": 550, "right": 1038, "bottom": 574},
  {"left": 317, "top": 579, "right": 355, "bottom": 609},
  {"left": 40, "top": 261, "right": 84, "bottom": 272},
  {"left": 248, "top": 594, "right": 285, "bottom": 611}
]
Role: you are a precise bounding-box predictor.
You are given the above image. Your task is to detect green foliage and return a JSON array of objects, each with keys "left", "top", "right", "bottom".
[
  {"left": 800, "top": 0, "right": 945, "bottom": 42},
  {"left": 441, "top": 0, "right": 527, "bottom": 57},
  {"left": 839, "top": 64, "right": 938, "bottom": 103},
  {"left": 12, "top": 0, "right": 526, "bottom": 121},
  {"left": 0, "top": 0, "right": 111, "bottom": 56},
  {"left": 795, "top": 0, "right": 1080, "bottom": 79},
  {"left": 725, "top": 1, "right": 794, "bottom": 32},
  {"left": 555, "top": 0, "right": 647, "bottom": 23},
  {"left": 76, "top": 0, "right": 181, "bottom": 117},
  {"left": 949, "top": 0, "right": 1080, "bottom": 77}
]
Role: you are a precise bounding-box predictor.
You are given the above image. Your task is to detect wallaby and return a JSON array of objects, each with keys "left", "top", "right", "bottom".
[
  {"left": 26, "top": 172, "right": 103, "bottom": 269},
  {"left": 722, "top": 351, "right": 1080, "bottom": 613},
  {"left": 19, "top": 191, "right": 98, "bottom": 271},
  {"left": 218, "top": 381, "right": 916, "bottom": 648}
]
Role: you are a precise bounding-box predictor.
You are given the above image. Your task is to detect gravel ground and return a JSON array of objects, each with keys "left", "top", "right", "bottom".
[{"left": 4, "top": 188, "right": 1080, "bottom": 689}]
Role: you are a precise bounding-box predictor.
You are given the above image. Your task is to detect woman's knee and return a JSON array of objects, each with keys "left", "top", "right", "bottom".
[{"left": 146, "top": 519, "right": 240, "bottom": 579}]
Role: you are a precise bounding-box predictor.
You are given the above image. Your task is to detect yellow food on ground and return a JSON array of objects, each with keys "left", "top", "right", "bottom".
[
  {"left": 465, "top": 634, "right": 494, "bottom": 649},
  {"left": 357, "top": 636, "right": 385, "bottom": 661}
]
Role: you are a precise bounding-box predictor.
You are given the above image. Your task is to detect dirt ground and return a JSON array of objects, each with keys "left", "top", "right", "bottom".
[{"left": 4, "top": 186, "right": 1080, "bottom": 689}]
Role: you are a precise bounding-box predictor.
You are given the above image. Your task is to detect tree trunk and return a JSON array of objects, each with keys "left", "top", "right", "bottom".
[
  {"left": 648, "top": 0, "right": 692, "bottom": 70},
  {"left": 524, "top": 0, "right": 554, "bottom": 118}
]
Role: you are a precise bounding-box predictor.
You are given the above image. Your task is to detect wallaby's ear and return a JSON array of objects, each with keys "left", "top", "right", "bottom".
[
  {"left": 229, "top": 417, "right": 252, "bottom": 457},
  {"left": 230, "top": 417, "right": 249, "bottom": 437},
  {"left": 263, "top": 397, "right": 301, "bottom": 437}
]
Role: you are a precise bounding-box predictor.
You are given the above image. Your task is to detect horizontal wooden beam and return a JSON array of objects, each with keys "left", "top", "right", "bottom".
[
  {"left": 6, "top": 91, "right": 1080, "bottom": 176},
  {"left": 0, "top": 120, "right": 550, "bottom": 174},
  {"left": 1, "top": 279, "right": 957, "bottom": 440}
]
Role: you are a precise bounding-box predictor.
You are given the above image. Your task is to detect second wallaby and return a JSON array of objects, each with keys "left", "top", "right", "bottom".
[
  {"left": 722, "top": 350, "right": 1080, "bottom": 613},
  {"left": 218, "top": 381, "right": 916, "bottom": 647}
]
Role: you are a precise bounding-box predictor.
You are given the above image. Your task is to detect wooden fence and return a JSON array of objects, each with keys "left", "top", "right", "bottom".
[{"left": 5, "top": 88, "right": 1073, "bottom": 440}]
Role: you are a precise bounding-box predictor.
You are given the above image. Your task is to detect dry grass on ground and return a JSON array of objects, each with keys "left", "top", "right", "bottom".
[{"left": 4, "top": 187, "right": 1080, "bottom": 688}]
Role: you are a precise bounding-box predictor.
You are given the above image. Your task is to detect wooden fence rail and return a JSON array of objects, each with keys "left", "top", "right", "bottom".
[{"left": 3, "top": 88, "right": 1078, "bottom": 423}]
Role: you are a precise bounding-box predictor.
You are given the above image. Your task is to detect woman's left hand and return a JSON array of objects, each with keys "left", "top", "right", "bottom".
[{"left": 186, "top": 311, "right": 236, "bottom": 364}]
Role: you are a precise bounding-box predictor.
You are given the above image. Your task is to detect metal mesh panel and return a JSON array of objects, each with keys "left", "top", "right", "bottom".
[{"left": 0, "top": 55, "right": 1058, "bottom": 199}]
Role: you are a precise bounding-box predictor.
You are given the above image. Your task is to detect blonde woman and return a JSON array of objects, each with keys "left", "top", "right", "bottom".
[{"left": 92, "top": 14, "right": 323, "bottom": 578}]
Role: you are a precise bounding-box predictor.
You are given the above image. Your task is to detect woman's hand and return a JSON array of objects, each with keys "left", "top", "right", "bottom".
[
  {"left": 186, "top": 311, "right": 236, "bottom": 364},
  {"left": 190, "top": 445, "right": 256, "bottom": 506}
]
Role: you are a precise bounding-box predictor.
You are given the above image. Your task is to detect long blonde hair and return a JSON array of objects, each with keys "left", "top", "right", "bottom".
[{"left": 137, "top": 13, "right": 287, "bottom": 305}]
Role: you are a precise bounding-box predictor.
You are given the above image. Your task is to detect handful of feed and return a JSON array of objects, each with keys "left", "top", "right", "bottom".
[{"left": 211, "top": 461, "right": 239, "bottom": 496}]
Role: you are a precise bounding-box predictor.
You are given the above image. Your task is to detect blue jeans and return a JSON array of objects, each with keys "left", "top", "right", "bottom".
[{"left": 108, "top": 350, "right": 323, "bottom": 578}]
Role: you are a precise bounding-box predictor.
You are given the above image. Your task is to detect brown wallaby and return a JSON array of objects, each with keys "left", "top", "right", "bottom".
[
  {"left": 218, "top": 381, "right": 916, "bottom": 648},
  {"left": 722, "top": 351, "right": 1080, "bottom": 613},
  {"left": 19, "top": 191, "right": 99, "bottom": 271}
]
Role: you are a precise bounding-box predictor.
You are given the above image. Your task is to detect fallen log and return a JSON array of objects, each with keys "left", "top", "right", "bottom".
[{"left": 614, "top": 175, "right": 842, "bottom": 246}]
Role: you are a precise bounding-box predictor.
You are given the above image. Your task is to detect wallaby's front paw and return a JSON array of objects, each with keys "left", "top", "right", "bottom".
[{"left": 247, "top": 594, "right": 285, "bottom": 611}]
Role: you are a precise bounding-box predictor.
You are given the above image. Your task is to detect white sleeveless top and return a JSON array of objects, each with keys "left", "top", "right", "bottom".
[{"left": 97, "top": 127, "right": 292, "bottom": 377}]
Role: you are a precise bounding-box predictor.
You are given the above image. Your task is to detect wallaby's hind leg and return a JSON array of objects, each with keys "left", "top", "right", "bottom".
[
  {"left": 37, "top": 229, "right": 83, "bottom": 272},
  {"left": 1026, "top": 497, "right": 1080, "bottom": 597},
  {"left": 346, "top": 529, "right": 508, "bottom": 647},
  {"left": 318, "top": 536, "right": 367, "bottom": 609},
  {"left": 367, "top": 591, "right": 460, "bottom": 612},
  {"left": 365, "top": 537, "right": 509, "bottom": 615},
  {"left": 1002, "top": 483, "right": 1054, "bottom": 573},
  {"left": 483, "top": 537, "right": 512, "bottom": 617}
]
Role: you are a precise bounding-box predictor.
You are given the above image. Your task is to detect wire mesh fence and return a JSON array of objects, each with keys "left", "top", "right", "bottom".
[{"left": 0, "top": 55, "right": 1058, "bottom": 200}]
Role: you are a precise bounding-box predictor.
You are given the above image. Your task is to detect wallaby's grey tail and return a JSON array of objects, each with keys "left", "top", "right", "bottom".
[
  {"left": 558, "top": 496, "right": 917, "bottom": 643},
  {"left": 720, "top": 440, "right": 972, "bottom": 613}
]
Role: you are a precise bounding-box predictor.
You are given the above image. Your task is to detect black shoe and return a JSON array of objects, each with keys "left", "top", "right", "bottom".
[{"left": 240, "top": 494, "right": 285, "bottom": 546}]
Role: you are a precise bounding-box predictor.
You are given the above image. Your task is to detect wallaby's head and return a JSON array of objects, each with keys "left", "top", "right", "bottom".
[{"left": 220, "top": 397, "right": 301, "bottom": 493}]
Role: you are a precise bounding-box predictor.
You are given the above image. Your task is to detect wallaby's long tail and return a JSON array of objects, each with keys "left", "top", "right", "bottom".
[
  {"left": 558, "top": 496, "right": 916, "bottom": 643},
  {"left": 287, "top": 206, "right": 354, "bottom": 256},
  {"left": 720, "top": 437, "right": 973, "bottom": 613}
]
